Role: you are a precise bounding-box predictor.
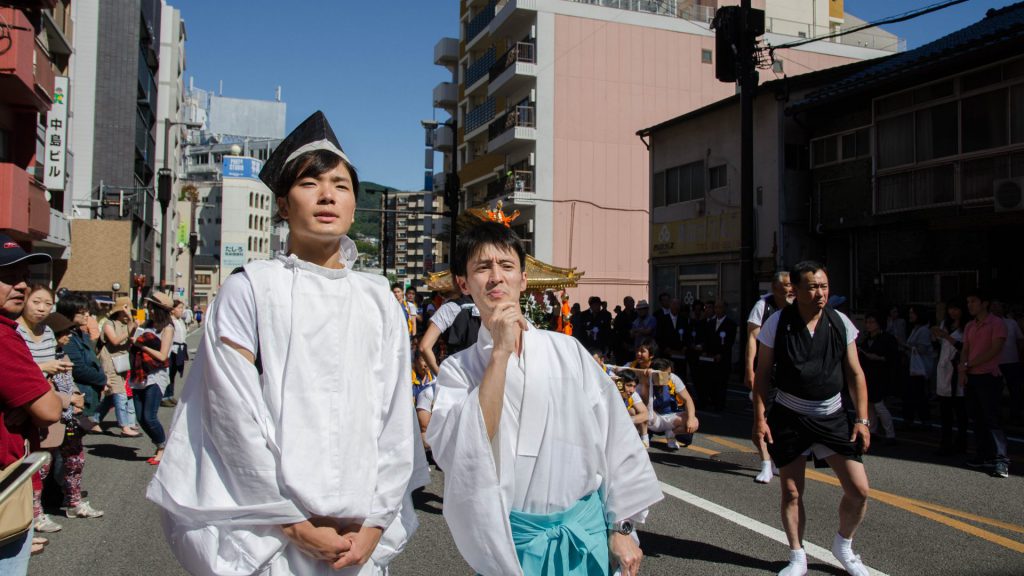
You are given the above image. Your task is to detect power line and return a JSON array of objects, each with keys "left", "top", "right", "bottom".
[{"left": 767, "top": 0, "right": 970, "bottom": 51}]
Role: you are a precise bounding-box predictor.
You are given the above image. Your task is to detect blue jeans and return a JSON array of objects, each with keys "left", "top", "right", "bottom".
[
  {"left": 97, "top": 391, "right": 137, "bottom": 428},
  {"left": 0, "top": 526, "right": 33, "bottom": 576},
  {"left": 132, "top": 385, "right": 166, "bottom": 448}
]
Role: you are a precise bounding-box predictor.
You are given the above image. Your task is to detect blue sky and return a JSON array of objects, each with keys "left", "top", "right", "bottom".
[{"left": 172, "top": 0, "right": 1017, "bottom": 191}]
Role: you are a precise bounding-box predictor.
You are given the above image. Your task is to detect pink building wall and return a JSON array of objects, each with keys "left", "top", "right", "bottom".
[{"left": 551, "top": 13, "right": 861, "bottom": 306}]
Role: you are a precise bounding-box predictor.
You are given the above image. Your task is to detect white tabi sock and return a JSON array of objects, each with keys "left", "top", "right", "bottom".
[
  {"left": 778, "top": 548, "right": 807, "bottom": 576},
  {"left": 832, "top": 533, "right": 870, "bottom": 576},
  {"left": 755, "top": 460, "right": 774, "bottom": 483}
]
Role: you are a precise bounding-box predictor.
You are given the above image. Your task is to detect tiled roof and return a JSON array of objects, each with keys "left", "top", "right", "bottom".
[{"left": 791, "top": 2, "right": 1024, "bottom": 111}]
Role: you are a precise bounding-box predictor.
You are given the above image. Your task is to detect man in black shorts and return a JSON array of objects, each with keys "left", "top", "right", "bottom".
[{"left": 752, "top": 261, "right": 871, "bottom": 576}]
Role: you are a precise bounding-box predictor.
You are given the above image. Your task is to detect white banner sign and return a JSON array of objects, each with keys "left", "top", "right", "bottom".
[
  {"left": 44, "top": 76, "right": 69, "bottom": 191},
  {"left": 222, "top": 243, "right": 246, "bottom": 268}
]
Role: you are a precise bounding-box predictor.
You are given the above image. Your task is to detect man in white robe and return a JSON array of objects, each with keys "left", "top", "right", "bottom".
[
  {"left": 147, "top": 111, "right": 428, "bottom": 576},
  {"left": 426, "top": 222, "right": 663, "bottom": 576}
]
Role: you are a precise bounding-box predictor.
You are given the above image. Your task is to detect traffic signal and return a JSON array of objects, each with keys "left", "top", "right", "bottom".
[
  {"left": 157, "top": 168, "right": 172, "bottom": 207},
  {"left": 713, "top": 6, "right": 765, "bottom": 84},
  {"left": 713, "top": 6, "right": 741, "bottom": 83}
]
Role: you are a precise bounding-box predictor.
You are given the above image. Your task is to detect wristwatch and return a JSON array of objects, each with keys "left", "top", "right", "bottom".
[
  {"left": 609, "top": 520, "right": 634, "bottom": 535},
  {"left": 854, "top": 418, "right": 871, "bottom": 427}
]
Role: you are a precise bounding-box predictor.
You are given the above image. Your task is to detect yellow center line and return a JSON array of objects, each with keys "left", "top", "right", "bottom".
[
  {"left": 804, "top": 469, "right": 1024, "bottom": 554},
  {"left": 689, "top": 436, "right": 1024, "bottom": 553}
]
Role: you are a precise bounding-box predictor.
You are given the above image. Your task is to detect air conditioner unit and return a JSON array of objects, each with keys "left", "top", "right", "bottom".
[{"left": 993, "top": 178, "right": 1024, "bottom": 212}]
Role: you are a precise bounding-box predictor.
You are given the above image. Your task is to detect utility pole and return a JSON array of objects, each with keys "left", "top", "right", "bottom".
[
  {"left": 444, "top": 116, "right": 460, "bottom": 265},
  {"left": 713, "top": 1, "right": 763, "bottom": 320}
]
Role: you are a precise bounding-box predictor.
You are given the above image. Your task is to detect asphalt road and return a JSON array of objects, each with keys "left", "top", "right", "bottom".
[{"left": 29, "top": 328, "right": 1024, "bottom": 575}]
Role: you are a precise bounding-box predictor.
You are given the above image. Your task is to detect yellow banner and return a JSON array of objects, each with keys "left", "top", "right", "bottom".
[{"left": 651, "top": 212, "right": 740, "bottom": 258}]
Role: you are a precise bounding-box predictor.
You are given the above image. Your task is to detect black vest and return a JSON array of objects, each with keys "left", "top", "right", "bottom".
[
  {"left": 773, "top": 305, "right": 847, "bottom": 401},
  {"left": 445, "top": 296, "right": 480, "bottom": 354}
]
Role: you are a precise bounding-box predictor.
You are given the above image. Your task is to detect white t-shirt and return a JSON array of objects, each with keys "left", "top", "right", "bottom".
[
  {"left": 429, "top": 300, "right": 479, "bottom": 332},
  {"left": 215, "top": 272, "right": 259, "bottom": 355},
  {"left": 406, "top": 301, "right": 419, "bottom": 316},
  {"left": 416, "top": 385, "right": 436, "bottom": 413},
  {"left": 757, "top": 309, "right": 858, "bottom": 349},
  {"left": 747, "top": 298, "right": 773, "bottom": 327},
  {"left": 172, "top": 317, "right": 187, "bottom": 345}
]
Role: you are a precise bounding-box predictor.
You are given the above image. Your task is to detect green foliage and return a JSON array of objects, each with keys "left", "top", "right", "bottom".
[{"left": 520, "top": 293, "right": 550, "bottom": 330}]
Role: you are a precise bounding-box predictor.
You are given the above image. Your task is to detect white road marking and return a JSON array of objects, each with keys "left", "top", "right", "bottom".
[{"left": 659, "top": 481, "right": 890, "bottom": 576}]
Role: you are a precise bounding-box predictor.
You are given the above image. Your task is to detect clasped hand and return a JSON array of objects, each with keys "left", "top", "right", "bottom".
[{"left": 281, "top": 518, "right": 384, "bottom": 569}]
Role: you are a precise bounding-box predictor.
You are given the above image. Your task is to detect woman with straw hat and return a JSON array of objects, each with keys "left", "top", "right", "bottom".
[{"left": 130, "top": 291, "right": 175, "bottom": 464}]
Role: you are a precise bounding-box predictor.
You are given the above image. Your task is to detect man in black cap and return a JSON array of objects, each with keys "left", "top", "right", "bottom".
[
  {"left": 0, "top": 234, "right": 62, "bottom": 573},
  {"left": 148, "top": 112, "right": 427, "bottom": 576}
]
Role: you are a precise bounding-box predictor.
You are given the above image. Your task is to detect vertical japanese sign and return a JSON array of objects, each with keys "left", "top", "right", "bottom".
[{"left": 44, "top": 76, "right": 69, "bottom": 191}]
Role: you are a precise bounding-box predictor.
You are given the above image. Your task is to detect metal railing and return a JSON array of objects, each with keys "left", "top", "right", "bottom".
[
  {"left": 565, "top": 0, "right": 678, "bottom": 18},
  {"left": 465, "top": 97, "right": 497, "bottom": 134},
  {"left": 465, "top": 0, "right": 498, "bottom": 43},
  {"left": 765, "top": 17, "right": 904, "bottom": 53},
  {"left": 466, "top": 47, "right": 497, "bottom": 87},
  {"left": 490, "top": 41, "right": 536, "bottom": 81},
  {"left": 488, "top": 102, "right": 535, "bottom": 140}
]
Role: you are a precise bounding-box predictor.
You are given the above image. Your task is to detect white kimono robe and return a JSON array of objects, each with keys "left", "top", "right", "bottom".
[
  {"left": 426, "top": 325, "right": 663, "bottom": 576},
  {"left": 147, "top": 245, "right": 429, "bottom": 576}
]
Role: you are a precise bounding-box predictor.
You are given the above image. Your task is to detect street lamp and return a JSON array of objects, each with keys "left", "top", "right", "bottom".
[{"left": 159, "top": 120, "right": 202, "bottom": 289}]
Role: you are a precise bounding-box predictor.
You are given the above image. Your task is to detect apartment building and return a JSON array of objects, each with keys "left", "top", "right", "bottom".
[
  {"left": 435, "top": 0, "right": 898, "bottom": 304},
  {"left": 0, "top": 1, "right": 73, "bottom": 282},
  {"left": 384, "top": 190, "right": 448, "bottom": 284}
]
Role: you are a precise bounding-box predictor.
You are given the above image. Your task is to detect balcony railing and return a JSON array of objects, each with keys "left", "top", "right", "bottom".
[
  {"left": 465, "top": 97, "right": 496, "bottom": 134},
  {"left": 465, "top": 47, "right": 496, "bottom": 87},
  {"left": 490, "top": 41, "right": 536, "bottom": 81},
  {"left": 465, "top": 0, "right": 497, "bottom": 44},
  {"left": 488, "top": 102, "right": 535, "bottom": 140},
  {"left": 566, "top": 0, "right": 678, "bottom": 18}
]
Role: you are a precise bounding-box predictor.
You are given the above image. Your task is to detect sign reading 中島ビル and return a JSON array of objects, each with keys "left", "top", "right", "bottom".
[
  {"left": 221, "top": 243, "right": 246, "bottom": 268},
  {"left": 44, "top": 76, "right": 70, "bottom": 191}
]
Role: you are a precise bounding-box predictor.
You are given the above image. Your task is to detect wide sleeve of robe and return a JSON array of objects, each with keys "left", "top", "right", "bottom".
[
  {"left": 573, "top": 341, "right": 664, "bottom": 524},
  {"left": 426, "top": 355, "right": 522, "bottom": 576},
  {"left": 146, "top": 299, "right": 306, "bottom": 576}
]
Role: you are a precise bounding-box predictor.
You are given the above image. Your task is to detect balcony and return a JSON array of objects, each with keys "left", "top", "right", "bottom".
[
  {"left": 492, "top": 0, "right": 538, "bottom": 38},
  {"left": 487, "top": 167, "right": 534, "bottom": 202},
  {"left": 42, "top": 207, "right": 71, "bottom": 248},
  {"left": 464, "top": 97, "right": 496, "bottom": 139},
  {"left": 0, "top": 8, "right": 51, "bottom": 112},
  {"left": 487, "top": 102, "right": 536, "bottom": 154},
  {"left": 0, "top": 163, "right": 50, "bottom": 239},
  {"left": 464, "top": 47, "right": 496, "bottom": 96},
  {"left": 434, "top": 124, "right": 455, "bottom": 152},
  {"left": 34, "top": 42, "right": 55, "bottom": 104},
  {"left": 433, "top": 81, "right": 458, "bottom": 110},
  {"left": 489, "top": 41, "right": 537, "bottom": 100},
  {"left": 434, "top": 37, "right": 459, "bottom": 66},
  {"left": 464, "top": 0, "right": 497, "bottom": 49}
]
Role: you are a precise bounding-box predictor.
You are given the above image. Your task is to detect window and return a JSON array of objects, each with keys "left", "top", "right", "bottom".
[
  {"left": 915, "top": 102, "right": 957, "bottom": 161},
  {"left": 876, "top": 114, "right": 914, "bottom": 168},
  {"left": 875, "top": 164, "right": 955, "bottom": 213},
  {"left": 701, "top": 49, "right": 712, "bottom": 64},
  {"left": 655, "top": 161, "right": 705, "bottom": 207},
  {"left": 709, "top": 165, "right": 727, "bottom": 189},
  {"left": 962, "top": 88, "right": 1008, "bottom": 153},
  {"left": 215, "top": 217, "right": 221, "bottom": 224},
  {"left": 812, "top": 136, "right": 838, "bottom": 166},
  {"left": 195, "top": 274, "right": 211, "bottom": 285},
  {"left": 653, "top": 171, "right": 666, "bottom": 206},
  {"left": 1011, "top": 84, "right": 1024, "bottom": 144}
]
